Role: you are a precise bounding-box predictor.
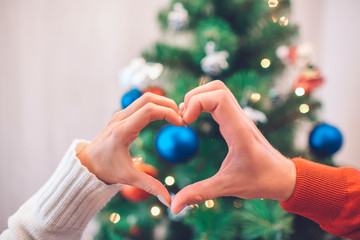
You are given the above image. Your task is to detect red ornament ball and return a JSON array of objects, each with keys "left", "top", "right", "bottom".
[
  {"left": 120, "top": 162, "right": 158, "bottom": 203},
  {"left": 143, "top": 87, "right": 165, "bottom": 97}
]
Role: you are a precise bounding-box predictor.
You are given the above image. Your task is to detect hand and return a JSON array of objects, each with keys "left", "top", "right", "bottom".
[
  {"left": 77, "top": 92, "right": 185, "bottom": 207},
  {"left": 171, "top": 80, "right": 296, "bottom": 214}
]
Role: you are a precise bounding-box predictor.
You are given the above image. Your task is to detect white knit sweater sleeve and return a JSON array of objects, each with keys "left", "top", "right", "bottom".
[{"left": 0, "top": 140, "right": 123, "bottom": 240}]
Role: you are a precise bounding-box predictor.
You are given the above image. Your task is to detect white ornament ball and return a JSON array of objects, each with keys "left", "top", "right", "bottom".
[{"left": 276, "top": 45, "right": 289, "bottom": 60}]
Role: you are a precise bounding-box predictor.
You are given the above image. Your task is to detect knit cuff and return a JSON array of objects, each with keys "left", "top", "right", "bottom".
[
  {"left": 31, "top": 139, "right": 122, "bottom": 232},
  {"left": 280, "top": 158, "right": 347, "bottom": 226}
]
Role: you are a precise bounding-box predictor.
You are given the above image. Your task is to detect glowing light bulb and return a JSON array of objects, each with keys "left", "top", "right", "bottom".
[
  {"left": 299, "top": 104, "right": 310, "bottom": 114},
  {"left": 295, "top": 87, "right": 305, "bottom": 96},
  {"left": 190, "top": 204, "right": 199, "bottom": 209},
  {"left": 279, "top": 16, "right": 289, "bottom": 26},
  {"left": 151, "top": 206, "right": 161, "bottom": 217},
  {"left": 251, "top": 93, "right": 261, "bottom": 103},
  {"left": 109, "top": 213, "right": 121, "bottom": 223},
  {"left": 268, "top": 0, "right": 279, "bottom": 8},
  {"left": 165, "top": 176, "right": 175, "bottom": 186},
  {"left": 205, "top": 200, "right": 215, "bottom": 208},
  {"left": 132, "top": 157, "right": 143, "bottom": 164},
  {"left": 261, "top": 58, "right": 271, "bottom": 68},
  {"left": 272, "top": 16, "right": 278, "bottom": 22}
]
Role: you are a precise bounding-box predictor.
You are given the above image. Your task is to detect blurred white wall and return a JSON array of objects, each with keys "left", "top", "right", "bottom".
[
  {"left": 0, "top": 0, "right": 168, "bottom": 231},
  {"left": 0, "top": 0, "right": 359, "bottom": 232},
  {"left": 292, "top": 0, "right": 360, "bottom": 168}
]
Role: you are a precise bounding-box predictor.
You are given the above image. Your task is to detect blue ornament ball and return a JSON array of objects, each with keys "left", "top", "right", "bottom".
[
  {"left": 155, "top": 125, "right": 199, "bottom": 163},
  {"left": 121, "top": 89, "right": 142, "bottom": 109},
  {"left": 309, "top": 123, "right": 343, "bottom": 157}
]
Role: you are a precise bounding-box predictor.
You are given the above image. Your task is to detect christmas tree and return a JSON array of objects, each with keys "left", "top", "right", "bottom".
[{"left": 95, "top": 0, "right": 343, "bottom": 239}]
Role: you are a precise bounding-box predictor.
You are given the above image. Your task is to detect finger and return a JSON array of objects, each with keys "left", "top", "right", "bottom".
[
  {"left": 131, "top": 171, "right": 171, "bottom": 208},
  {"left": 183, "top": 89, "right": 241, "bottom": 126},
  {"left": 117, "top": 92, "right": 180, "bottom": 121},
  {"left": 183, "top": 89, "right": 259, "bottom": 137},
  {"left": 183, "top": 80, "right": 239, "bottom": 112},
  {"left": 179, "top": 102, "right": 185, "bottom": 112},
  {"left": 171, "top": 176, "right": 223, "bottom": 214},
  {"left": 121, "top": 103, "right": 184, "bottom": 142}
]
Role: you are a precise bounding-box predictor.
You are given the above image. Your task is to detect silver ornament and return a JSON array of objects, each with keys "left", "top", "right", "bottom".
[
  {"left": 200, "top": 41, "right": 229, "bottom": 76},
  {"left": 168, "top": 3, "right": 188, "bottom": 31},
  {"left": 118, "top": 58, "right": 163, "bottom": 91},
  {"left": 243, "top": 107, "right": 267, "bottom": 124}
]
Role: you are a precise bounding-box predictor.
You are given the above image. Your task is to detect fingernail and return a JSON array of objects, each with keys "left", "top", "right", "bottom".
[
  {"left": 181, "top": 117, "right": 188, "bottom": 127},
  {"left": 157, "top": 195, "right": 170, "bottom": 208}
]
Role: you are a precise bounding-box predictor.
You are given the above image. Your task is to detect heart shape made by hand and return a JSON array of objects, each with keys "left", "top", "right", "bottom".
[{"left": 148, "top": 80, "right": 296, "bottom": 214}]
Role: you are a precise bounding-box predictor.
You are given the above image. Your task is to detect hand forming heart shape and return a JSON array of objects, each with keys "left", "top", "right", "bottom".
[
  {"left": 170, "top": 80, "right": 296, "bottom": 214},
  {"left": 77, "top": 80, "right": 296, "bottom": 214}
]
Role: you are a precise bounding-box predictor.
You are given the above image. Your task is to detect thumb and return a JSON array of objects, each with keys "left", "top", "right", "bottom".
[
  {"left": 131, "top": 172, "right": 171, "bottom": 208},
  {"left": 171, "top": 176, "right": 222, "bottom": 214}
]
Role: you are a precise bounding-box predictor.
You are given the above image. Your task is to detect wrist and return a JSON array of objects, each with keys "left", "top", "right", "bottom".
[
  {"left": 276, "top": 155, "right": 296, "bottom": 201},
  {"left": 76, "top": 142, "right": 97, "bottom": 176}
]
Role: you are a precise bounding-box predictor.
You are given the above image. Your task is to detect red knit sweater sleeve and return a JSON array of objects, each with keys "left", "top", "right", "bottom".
[{"left": 280, "top": 158, "right": 360, "bottom": 239}]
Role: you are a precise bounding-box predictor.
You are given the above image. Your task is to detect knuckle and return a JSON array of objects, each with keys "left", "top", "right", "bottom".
[
  {"left": 217, "top": 89, "right": 229, "bottom": 101},
  {"left": 111, "top": 111, "right": 123, "bottom": 120},
  {"left": 212, "top": 80, "right": 226, "bottom": 89},
  {"left": 111, "top": 122, "right": 125, "bottom": 140},
  {"left": 184, "top": 92, "right": 192, "bottom": 104},
  {"left": 144, "top": 102, "right": 156, "bottom": 112},
  {"left": 194, "top": 194, "right": 206, "bottom": 203},
  {"left": 141, "top": 92, "right": 154, "bottom": 102},
  {"left": 143, "top": 102, "right": 158, "bottom": 120},
  {"left": 142, "top": 184, "right": 154, "bottom": 194},
  {"left": 187, "top": 94, "right": 199, "bottom": 107}
]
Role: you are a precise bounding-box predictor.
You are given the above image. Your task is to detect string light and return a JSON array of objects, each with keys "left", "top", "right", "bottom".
[
  {"left": 250, "top": 93, "right": 261, "bottom": 103},
  {"left": 151, "top": 206, "right": 161, "bottom": 217},
  {"left": 268, "top": 0, "right": 279, "bottom": 8},
  {"left": 132, "top": 157, "right": 143, "bottom": 164},
  {"left": 190, "top": 204, "right": 199, "bottom": 209},
  {"left": 299, "top": 104, "right": 310, "bottom": 114},
  {"left": 279, "top": 16, "right": 289, "bottom": 26},
  {"left": 233, "top": 199, "right": 242, "bottom": 208},
  {"left": 261, "top": 58, "right": 271, "bottom": 68},
  {"left": 272, "top": 16, "right": 278, "bottom": 22},
  {"left": 109, "top": 213, "right": 121, "bottom": 223},
  {"left": 205, "top": 200, "right": 215, "bottom": 208},
  {"left": 165, "top": 176, "right": 175, "bottom": 186},
  {"left": 295, "top": 87, "right": 305, "bottom": 96}
]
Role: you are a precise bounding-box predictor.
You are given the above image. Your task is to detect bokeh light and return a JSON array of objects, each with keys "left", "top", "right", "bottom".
[
  {"left": 261, "top": 58, "right": 271, "bottom": 68},
  {"left": 109, "top": 213, "right": 121, "bottom": 223},
  {"left": 205, "top": 200, "right": 215, "bottom": 208},
  {"left": 295, "top": 87, "right": 305, "bottom": 96},
  {"left": 151, "top": 206, "right": 161, "bottom": 217},
  {"left": 251, "top": 93, "right": 261, "bottom": 103},
  {"left": 165, "top": 176, "right": 175, "bottom": 186},
  {"left": 279, "top": 16, "right": 289, "bottom": 26},
  {"left": 268, "top": 0, "right": 279, "bottom": 8},
  {"left": 299, "top": 104, "right": 310, "bottom": 114}
]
